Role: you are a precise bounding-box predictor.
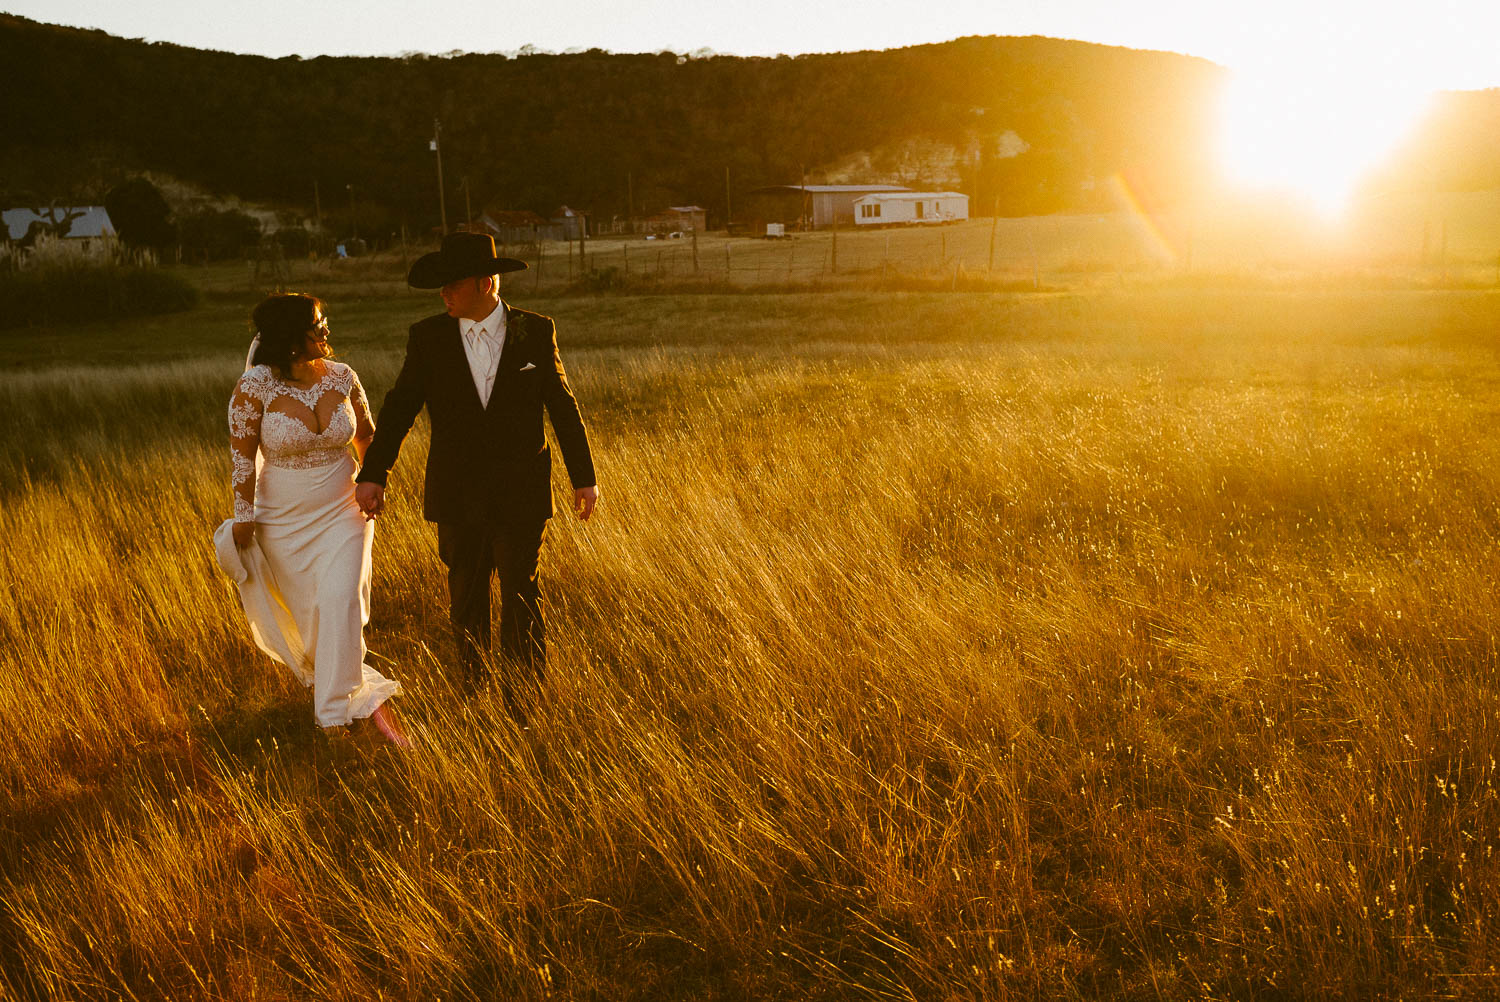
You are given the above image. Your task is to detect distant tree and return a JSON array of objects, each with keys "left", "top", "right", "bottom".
[
  {"left": 105, "top": 178, "right": 175, "bottom": 250},
  {"left": 273, "top": 227, "right": 311, "bottom": 257},
  {"left": 178, "top": 208, "right": 261, "bottom": 261},
  {"left": 16, "top": 220, "right": 46, "bottom": 250},
  {"left": 990, "top": 151, "right": 1085, "bottom": 217},
  {"left": 1373, "top": 88, "right": 1500, "bottom": 193}
]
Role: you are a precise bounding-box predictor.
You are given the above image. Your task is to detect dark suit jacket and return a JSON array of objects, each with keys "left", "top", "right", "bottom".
[{"left": 356, "top": 302, "right": 596, "bottom": 527}]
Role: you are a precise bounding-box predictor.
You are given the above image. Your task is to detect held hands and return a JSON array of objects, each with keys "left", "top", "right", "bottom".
[
  {"left": 355, "top": 482, "right": 386, "bottom": 521},
  {"left": 574, "top": 485, "right": 600, "bottom": 521},
  {"left": 232, "top": 521, "right": 256, "bottom": 549}
]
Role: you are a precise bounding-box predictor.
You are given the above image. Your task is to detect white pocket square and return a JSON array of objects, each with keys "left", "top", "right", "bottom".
[{"left": 519, "top": 362, "right": 537, "bottom": 371}]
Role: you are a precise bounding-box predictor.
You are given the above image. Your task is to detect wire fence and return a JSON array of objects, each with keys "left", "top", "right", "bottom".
[{"left": 201, "top": 199, "right": 1500, "bottom": 297}]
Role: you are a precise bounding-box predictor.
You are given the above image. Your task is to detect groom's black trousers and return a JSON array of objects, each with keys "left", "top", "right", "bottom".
[{"left": 437, "top": 519, "right": 547, "bottom": 700}]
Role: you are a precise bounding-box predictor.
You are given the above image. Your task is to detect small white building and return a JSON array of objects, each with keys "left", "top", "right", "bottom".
[
  {"left": 852, "top": 191, "right": 969, "bottom": 226},
  {"left": 3, "top": 205, "right": 115, "bottom": 241}
]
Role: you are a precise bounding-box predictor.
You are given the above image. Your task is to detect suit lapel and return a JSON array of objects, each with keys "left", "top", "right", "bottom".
[
  {"left": 484, "top": 303, "right": 523, "bottom": 422},
  {"left": 441, "top": 316, "right": 487, "bottom": 416},
  {"left": 495, "top": 302, "right": 522, "bottom": 375}
]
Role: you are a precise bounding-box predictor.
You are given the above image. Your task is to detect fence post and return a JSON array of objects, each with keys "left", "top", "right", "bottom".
[{"left": 1028, "top": 225, "right": 1039, "bottom": 290}]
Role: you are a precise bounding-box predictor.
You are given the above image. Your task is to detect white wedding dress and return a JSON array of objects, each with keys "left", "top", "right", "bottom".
[{"left": 227, "top": 360, "right": 401, "bottom": 727}]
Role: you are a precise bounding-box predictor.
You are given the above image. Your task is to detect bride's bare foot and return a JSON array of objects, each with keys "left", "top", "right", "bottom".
[{"left": 371, "top": 703, "right": 413, "bottom": 748}]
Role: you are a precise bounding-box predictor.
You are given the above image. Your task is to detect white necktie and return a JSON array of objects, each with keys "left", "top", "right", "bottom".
[
  {"left": 478, "top": 327, "right": 497, "bottom": 369},
  {"left": 469, "top": 327, "right": 492, "bottom": 403}
]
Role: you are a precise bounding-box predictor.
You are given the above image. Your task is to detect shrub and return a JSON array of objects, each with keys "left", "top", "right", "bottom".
[
  {"left": 177, "top": 208, "right": 262, "bottom": 261},
  {"left": 104, "top": 177, "right": 177, "bottom": 251},
  {"left": 0, "top": 237, "right": 198, "bottom": 328},
  {"left": 273, "top": 226, "right": 311, "bottom": 257},
  {"left": 569, "top": 265, "right": 630, "bottom": 292}
]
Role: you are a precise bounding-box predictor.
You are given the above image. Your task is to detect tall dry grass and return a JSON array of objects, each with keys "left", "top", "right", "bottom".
[{"left": 3, "top": 290, "right": 1500, "bottom": 999}]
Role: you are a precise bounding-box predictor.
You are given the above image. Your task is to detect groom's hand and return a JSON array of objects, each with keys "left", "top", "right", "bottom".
[
  {"left": 574, "top": 485, "right": 600, "bottom": 521},
  {"left": 355, "top": 482, "right": 386, "bottom": 520}
]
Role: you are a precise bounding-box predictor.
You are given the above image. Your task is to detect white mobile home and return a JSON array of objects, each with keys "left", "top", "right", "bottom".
[
  {"left": 853, "top": 191, "right": 969, "bottom": 226},
  {"left": 745, "top": 184, "right": 911, "bottom": 230}
]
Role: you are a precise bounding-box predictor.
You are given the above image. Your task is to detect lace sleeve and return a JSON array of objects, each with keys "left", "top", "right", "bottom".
[
  {"left": 228, "top": 377, "right": 264, "bottom": 523},
  {"left": 348, "top": 367, "right": 376, "bottom": 441}
]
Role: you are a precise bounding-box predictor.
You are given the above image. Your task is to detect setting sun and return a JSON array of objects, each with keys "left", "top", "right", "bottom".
[{"left": 1217, "top": 66, "right": 1434, "bottom": 215}]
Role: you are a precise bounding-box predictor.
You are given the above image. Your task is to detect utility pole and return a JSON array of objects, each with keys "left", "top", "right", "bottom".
[
  {"left": 989, "top": 196, "right": 998, "bottom": 272},
  {"left": 313, "top": 180, "right": 323, "bottom": 235},
  {"left": 800, "top": 164, "right": 809, "bottom": 231},
  {"left": 724, "top": 166, "right": 732, "bottom": 234},
  {"left": 431, "top": 118, "right": 448, "bottom": 235},
  {"left": 627, "top": 172, "right": 635, "bottom": 230},
  {"left": 346, "top": 184, "right": 357, "bottom": 242}
]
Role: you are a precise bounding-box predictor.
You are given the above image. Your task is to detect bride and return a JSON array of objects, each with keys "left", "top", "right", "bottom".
[{"left": 222, "top": 292, "right": 410, "bottom": 746}]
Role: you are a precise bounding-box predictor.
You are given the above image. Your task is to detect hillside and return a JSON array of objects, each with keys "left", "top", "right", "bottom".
[
  {"left": 4, "top": 15, "right": 1497, "bottom": 233},
  {"left": 1, "top": 16, "right": 1224, "bottom": 227}
]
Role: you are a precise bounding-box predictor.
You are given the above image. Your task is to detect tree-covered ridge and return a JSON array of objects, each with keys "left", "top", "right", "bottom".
[
  {"left": 4, "top": 14, "right": 1496, "bottom": 230},
  {"left": 0, "top": 16, "right": 1226, "bottom": 222}
]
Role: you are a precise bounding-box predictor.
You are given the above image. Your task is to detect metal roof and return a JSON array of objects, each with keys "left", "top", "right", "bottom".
[
  {"left": 4, "top": 205, "right": 116, "bottom": 240},
  {"left": 748, "top": 184, "right": 912, "bottom": 195},
  {"left": 854, "top": 191, "right": 969, "bottom": 201}
]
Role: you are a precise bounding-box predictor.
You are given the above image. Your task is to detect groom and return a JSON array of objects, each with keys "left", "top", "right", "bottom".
[{"left": 355, "top": 232, "right": 599, "bottom": 707}]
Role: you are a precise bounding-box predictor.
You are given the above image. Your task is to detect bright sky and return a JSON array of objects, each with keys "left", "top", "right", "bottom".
[
  {"left": 8, "top": 0, "right": 1498, "bottom": 210},
  {"left": 5, "top": 0, "right": 1494, "bottom": 91}
]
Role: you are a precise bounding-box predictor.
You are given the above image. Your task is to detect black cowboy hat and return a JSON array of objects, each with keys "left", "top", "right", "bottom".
[{"left": 408, "top": 232, "right": 528, "bottom": 288}]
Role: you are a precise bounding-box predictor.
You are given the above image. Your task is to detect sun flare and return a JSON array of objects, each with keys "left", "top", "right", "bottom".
[{"left": 1217, "top": 67, "right": 1432, "bottom": 216}]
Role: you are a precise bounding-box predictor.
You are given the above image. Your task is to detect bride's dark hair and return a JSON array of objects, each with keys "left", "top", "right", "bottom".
[{"left": 250, "top": 293, "right": 325, "bottom": 374}]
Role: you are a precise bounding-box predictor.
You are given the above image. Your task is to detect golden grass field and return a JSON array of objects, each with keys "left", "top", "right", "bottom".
[{"left": 3, "top": 269, "right": 1500, "bottom": 999}]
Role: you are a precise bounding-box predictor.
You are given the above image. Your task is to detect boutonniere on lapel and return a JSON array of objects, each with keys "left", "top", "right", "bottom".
[{"left": 506, "top": 311, "right": 531, "bottom": 353}]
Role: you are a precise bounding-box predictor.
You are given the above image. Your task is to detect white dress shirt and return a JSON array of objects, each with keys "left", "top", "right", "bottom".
[{"left": 459, "top": 303, "right": 506, "bottom": 407}]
